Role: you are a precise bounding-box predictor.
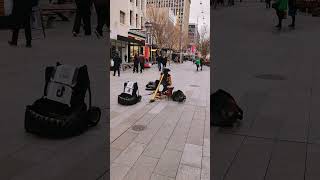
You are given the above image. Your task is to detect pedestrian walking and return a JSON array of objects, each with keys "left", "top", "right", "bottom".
[
  {"left": 163, "top": 56, "right": 167, "bottom": 67},
  {"left": 133, "top": 54, "right": 139, "bottom": 73},
  {"left": 113, "top": 52, "right": 122, "bottom": 77},
  {"left": 139, "top": 54, "right": 145, "bottom": 73},
  {"left": 93, "top": 0, "right": 107, "bottom": 37},
  {"left": 72, "top": 0, "right": 92, "bottom": 36},
  {"left": 272, "top": 0, "right": 288, "bottom": 30},
  {"left": 195, "top": 57, "right": 201, "bottom": 71},
  {"left": 200, "top": 58, "right": 204, "bottom": 71},
  {"left": 8, "top": 0, "right": 37, "bottom": 48},
  {"left": 288, "top": 0, "right": 297, "bottom": 28},
  {"left": 266, "top": 0, "right": 271, "bottom": 8},
  {"left": 157, "top": 54, "right": 163, "bottom": 72}
]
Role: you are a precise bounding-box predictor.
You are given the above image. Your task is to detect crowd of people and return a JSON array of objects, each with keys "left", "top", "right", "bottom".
[{"left": 6, "top": 0, "right": 108, "bottom": 48}]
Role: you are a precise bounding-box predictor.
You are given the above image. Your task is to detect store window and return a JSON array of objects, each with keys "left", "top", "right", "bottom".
[
  {"left": 130, "top": 11, "right": 133, "bottom": 26},
  {"left": 120, "top": 11, "right": 125, "bottom": 24}
]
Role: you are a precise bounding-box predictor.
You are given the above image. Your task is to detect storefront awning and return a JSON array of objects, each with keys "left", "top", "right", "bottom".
[{"left": 117, "top": 35, "right": 145, "bottom": 46}]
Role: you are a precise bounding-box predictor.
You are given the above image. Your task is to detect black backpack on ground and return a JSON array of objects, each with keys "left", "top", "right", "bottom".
[
  {"left": 211, "top": 89, "right": 243, "bottom": 127},
  {"left": 118, "top": 81, "right": 142, "bottom": 105},
  {"left": 25, "top": 63, "right": 101, "bottom": 137},
  {"left": 172, "top": 90, "right": 186, "bottom": 102}
]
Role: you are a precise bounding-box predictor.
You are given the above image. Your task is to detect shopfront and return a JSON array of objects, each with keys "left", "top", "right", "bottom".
[
  {"left": 128, "top": 30, "right": 146, "bottom": 62},
  {"left": 111, "top": 37, "right": 128, "bottom": 63}
]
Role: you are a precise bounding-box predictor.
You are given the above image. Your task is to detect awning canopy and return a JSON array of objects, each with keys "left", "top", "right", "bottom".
[{"left": 117, "top": 35, "right": 145, "bottom": 46}]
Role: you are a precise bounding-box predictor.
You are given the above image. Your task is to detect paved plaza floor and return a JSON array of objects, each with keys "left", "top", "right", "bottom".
[
  {"left": 0, "top": 20, "right": 108, "bottom": 179},
  {"left": 110, "top": 61, "right": 210, "bottom": 180},
  {"left": 212, "top": 2, "right": 320, "bottom": 180}
]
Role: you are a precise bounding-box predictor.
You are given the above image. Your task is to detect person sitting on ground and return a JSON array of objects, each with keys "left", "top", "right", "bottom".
[{"left": 159, "top": 68, "right": 172, "bottom": 94}]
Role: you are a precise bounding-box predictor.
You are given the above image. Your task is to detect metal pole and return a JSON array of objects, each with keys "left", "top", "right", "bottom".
[{"left": 178, "top": 1, "right": 183, "bottom": 63}]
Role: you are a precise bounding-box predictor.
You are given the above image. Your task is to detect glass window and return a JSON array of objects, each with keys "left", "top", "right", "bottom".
[
  {"left": 130, "top": 11, "right": 133, "bottom": 26},
  {"left": 120, "top": 11, "right": 125, "bottom": 24}
]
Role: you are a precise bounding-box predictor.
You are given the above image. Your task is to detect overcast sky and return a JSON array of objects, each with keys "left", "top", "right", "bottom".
[{"left": 189, "top": 0, "right": 210, "bottom": 35}]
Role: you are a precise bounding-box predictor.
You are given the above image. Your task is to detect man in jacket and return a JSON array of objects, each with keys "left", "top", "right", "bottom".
[
  {"left": 156, "top": 54, "right": 163, "bottom": 72},
  {"left": 133, "top": 54, "right": 139, "bottom": 73},
  {"left": 8, "top": 0, "right": 35, "bottom": 47},
  {"left": 72, "top": 0, "right": 92, "bottom": 36},
  {"left": 139, "top": 54, "right": 145, "bottom": 73},
  {"left": 93, "top": 0, "right": 107, "bottom": 37},
  {"left": 113, "top": 52, "right": 122, "bottom": 77},
  {"left": 288, "top": 0, "right": 297, "bottom": 28}
]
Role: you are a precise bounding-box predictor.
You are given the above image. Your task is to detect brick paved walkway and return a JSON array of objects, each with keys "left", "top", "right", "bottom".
[
  {"left": 110, "top": 61, "right": 210, "bottom": 180},
  {"left": 212, "top": 2, "right": 320, "bottom": 180}
]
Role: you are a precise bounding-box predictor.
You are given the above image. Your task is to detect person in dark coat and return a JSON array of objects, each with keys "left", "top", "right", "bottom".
[
  {"left": 265, "top": 0, "right": 271, "bottom": 8},
  {"left": 72, "top": 0, "right": 92, "bottom": 36},
  {"left": 93, "top": 0, "right": 107, "bottom": 37},
  {"left": 133, "top": 54, "right": 139, "bottom": 73},
  {"left": 113, "top": 52, "right": 122, "bottom": 77},
  {"left": 8, "top": 0, "right": 35, "bottom": 47},
  {"left": 163, "top": 56, "right": 167, "bottom": 67},
  {"left": 288, "top": 0, "right": 297, "bottom": 28},
  {"left": 139, "top": 54, "right": 145, "bottom": 73},
  {"left": 156, "top": 54, "right": 163, "bottom": 71}
]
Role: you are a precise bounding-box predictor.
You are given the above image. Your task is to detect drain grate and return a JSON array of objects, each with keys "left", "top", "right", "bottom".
[
  {"left": 131, "top": 125, "right": 146, "bottom": 131},
  {"left": 190, "top": 84, "right": 200, "bottom": 87},
  {"left": 254, "top": 74, "right": 287, "bottom": 80}
]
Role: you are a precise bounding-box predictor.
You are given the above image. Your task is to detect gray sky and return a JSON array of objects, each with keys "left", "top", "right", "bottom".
[{"left": 189, "top": 0, "right": 210, "bottom": 35}]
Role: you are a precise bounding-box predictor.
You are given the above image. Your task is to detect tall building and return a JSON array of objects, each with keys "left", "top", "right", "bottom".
[
  {"left": 188, "top": 23, "right": 199, "bottom": 55},
  {"left": 146, "top": 0, "right": 191, "bottom": 34},
  {"left": 188, "top": 23, "right": 199, "bottom": 44},
  {"left": 110, "top": 0, "right": 147, "bottom": 63}
]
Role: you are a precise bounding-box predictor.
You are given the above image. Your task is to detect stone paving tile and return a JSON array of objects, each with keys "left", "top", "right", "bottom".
[
  {"left": 213, "top": 133, "right": 245, "bottom": 180},
  {"left": 201, "top": 156, "right": 210, "bottom": 180},
  {"left": 166, "top": 111, "right": 194, "bottom": 151},
  {"left": 110, "top": 163, "right": 131, "bottom": 180},
  {"left": 123, "top": 155, "right": 158, "bottom": 180},
  {"left": 265, "top": 141, "right": 306, "bottom": 180},
  {"left": 203, "top": 138, "right": 210, "bottom": 157},
  {"left": 176, "top": 164, "right": 201, "bottom": 180},
  {"left": 223, "top": 137, "right": 273, "bottom": 180},
  {"left": 134, "top": 106, "right": 173, "bottom": 145},
  {"left": 186, "top": 118, "right": 205, "bottom": 146},
  {"left": 154, "top": 149, "right": 183, "bottom": 178},
  {"left": 111, "top": 131, "right": 138, "bottom": 151},
  {"left": 133, "top": 113, "right": 158, "bottom": 128},
  {"left": 110, "top": 148, "right": 122, "bottom": 162},
  {"left": 306, "top": 143, "right": 320, "bottom": 180},
  {"left": 0, "top": 156, "right": 34, "bottom": 180},
  {"left": 113, "top": 142, "right": 146, "bottom": 167},
  {"left": 143, "top": 138, "right": 169, "bottom": 158},
  {"left": 10, "top": 144, "right": 55, "bottom": 164},
  {"left": 180, "top": 144, "right": 203, "bottom": 168},
  {"left": 150, "top": 173, "right": 175, "bottom": 180}
]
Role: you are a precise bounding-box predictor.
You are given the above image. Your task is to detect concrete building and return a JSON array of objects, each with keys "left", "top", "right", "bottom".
[
  {"left": 146, "top": 0, "right": 191, "bottom": 34},
  {"left": 188, "top": 23, "right": 199, "bottom": 56},
  {"left": 110, "top": 0, "right": 147, "bottom": 63}
]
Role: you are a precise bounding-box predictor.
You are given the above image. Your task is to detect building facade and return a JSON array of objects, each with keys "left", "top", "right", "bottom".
[
  {"left": 188, "top": 23, "right": 199, "bottom": 56},
  {"left": 110, "top": 0, "right": 147, "bottom": 63},
  {"left": 146, "top": 0, "right": 191, "bottom": 34}
]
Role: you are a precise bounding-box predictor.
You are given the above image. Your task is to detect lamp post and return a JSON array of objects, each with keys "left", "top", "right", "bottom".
[{"left": 145, "top": 21, "right": 153, "bottom": 63}]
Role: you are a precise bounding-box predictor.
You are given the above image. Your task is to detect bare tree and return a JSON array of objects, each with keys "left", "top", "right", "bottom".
[
  {"left": 146, "top": 5, "right": 172, "bottom": 53},
  {"left": 197, "top": 25, "right": 210, "bottom": 58}
]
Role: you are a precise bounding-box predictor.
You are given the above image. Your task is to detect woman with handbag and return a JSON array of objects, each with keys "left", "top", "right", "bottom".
[{"left": 272, "top": 0, "right": 288, "bottom": 30}]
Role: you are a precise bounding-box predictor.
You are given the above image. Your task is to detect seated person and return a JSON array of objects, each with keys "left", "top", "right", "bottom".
[{"left": 159, "top": 68, "right": 172, "bottom": 94}]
